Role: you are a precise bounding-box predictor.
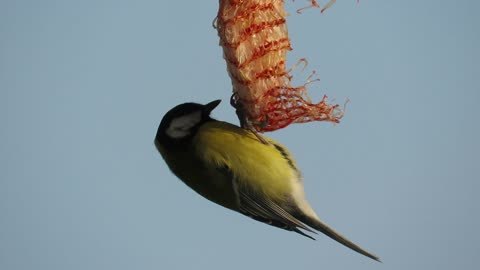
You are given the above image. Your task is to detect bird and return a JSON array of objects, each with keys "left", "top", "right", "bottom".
[{"left": 154, "top": 99, "right": 380, "bottom": 262}]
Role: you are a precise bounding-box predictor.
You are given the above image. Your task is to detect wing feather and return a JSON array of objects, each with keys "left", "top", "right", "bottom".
[
  {"left": 228, "top": 167, "right": 317, "bottom": 239},
  {"left": 195, "top": 121, "right": 316, "bottom": 238}
]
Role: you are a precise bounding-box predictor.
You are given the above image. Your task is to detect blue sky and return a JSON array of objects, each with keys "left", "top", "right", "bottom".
[{"left": 1, "top": 1, "right": 479, "bottom": 269}]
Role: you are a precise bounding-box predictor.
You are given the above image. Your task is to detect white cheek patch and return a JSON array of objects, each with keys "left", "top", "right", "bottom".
[{"left": 166, "top": 111, "right": 202, "bottom": 138}]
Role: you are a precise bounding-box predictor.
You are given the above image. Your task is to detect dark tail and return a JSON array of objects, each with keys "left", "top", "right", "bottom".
[{"left": 301, "top": 214, "right": 381, "bottom": 262}]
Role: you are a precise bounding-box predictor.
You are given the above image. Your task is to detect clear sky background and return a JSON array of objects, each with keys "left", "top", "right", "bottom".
[{"left": 1, "top": 1, "right": 479, "bottom": 269}]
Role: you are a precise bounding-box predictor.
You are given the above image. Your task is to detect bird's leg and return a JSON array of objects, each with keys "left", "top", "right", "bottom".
[
  {"left": 250, "top": 126, "right": 269, "bottom": 145},
  {"left": 230, "top": 93, "right": 248, "bottom": 129},
  {"left": 251, "top": 115, "right": 270, "bottom": 145},
  {"left": 230, "top": 93, "right": 269, "bottom": 145}
]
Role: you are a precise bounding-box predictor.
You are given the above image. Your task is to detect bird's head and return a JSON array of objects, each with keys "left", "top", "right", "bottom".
[{"left": 155, "top": 99, "right": 221, "bottom": 147}]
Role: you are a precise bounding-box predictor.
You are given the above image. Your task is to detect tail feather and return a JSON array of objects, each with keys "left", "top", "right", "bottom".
[{"left": 301, "top": 214, "right": 381, "bottom": 262}]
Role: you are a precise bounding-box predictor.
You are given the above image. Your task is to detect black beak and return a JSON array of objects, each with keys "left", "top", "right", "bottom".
[{"left": 203, "top": 99, "right": 221, "bottom": 114}]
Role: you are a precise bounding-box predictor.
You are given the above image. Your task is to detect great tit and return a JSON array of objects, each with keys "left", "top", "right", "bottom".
[{"left": 154, "top": 100, "right": 380, "bottom": 262}]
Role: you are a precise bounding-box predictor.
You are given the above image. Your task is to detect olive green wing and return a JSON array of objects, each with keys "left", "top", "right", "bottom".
[{"left": 215, "top": 164, "right": 317, "bottom": 239}]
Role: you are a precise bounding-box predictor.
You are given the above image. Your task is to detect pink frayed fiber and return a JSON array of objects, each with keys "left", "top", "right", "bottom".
[{"left": 216, "top": 0, "right": 343, "bottom": 132}]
